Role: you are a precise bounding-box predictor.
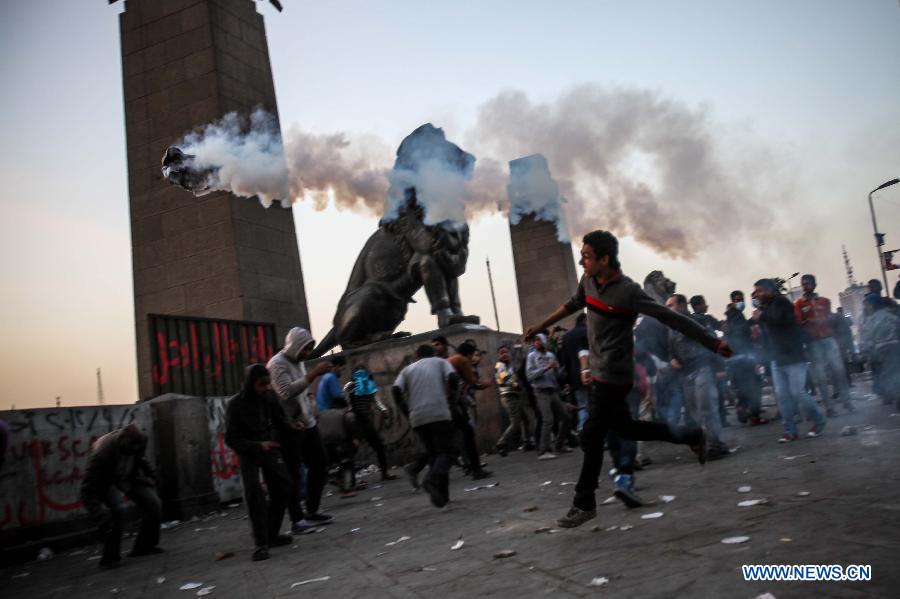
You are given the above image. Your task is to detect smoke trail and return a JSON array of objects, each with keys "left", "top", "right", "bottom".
[
  {"left": 170, "top": 85, "right": 780, "bottom": 259},
  {"left": 468, "top": 85, "right": 776, "bottom": 258}
]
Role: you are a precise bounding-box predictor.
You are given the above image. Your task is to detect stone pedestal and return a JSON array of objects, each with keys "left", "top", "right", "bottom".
[
  {"left": 313, "top": 324, "right": 523, "bottom": 467},
  {"left": 148, "top": 394, "right": 221, "bottom": 519}
]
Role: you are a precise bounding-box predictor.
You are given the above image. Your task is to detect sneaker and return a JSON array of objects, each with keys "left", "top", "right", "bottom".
[
  {"left": 495, "top": 444, "right": 508, "bottom": 457},
  {"left": 612, "top": 474, "right": 644, "bottom": 508},
  {"left": 778, "top": 433, "right": 798, "bottom": 443},
  {"left": 270, "top": 533, "right": 293, "bottom": 547},
  {"left": 292, "top": 521, "right": 317, "bottom": 535},
  {"left": 557, "top": 506, "right": 597, "bottom": 528},
  {"left": 471, "top": 469, "right": 493, "bottom": 481},
  {"left": 555, "top": 446, "right": 574, "bottom": 454},
  {"left": 421, "top": 479, "right": 449, "bottom": 508},
  {"left": 521, "top": 442, "right": 536, "bottom": 452},
  {"left": 689, "top": 430, "right": 707, "bottom": 465},
  {"left": 305, "top": 512, "right": 333, "bottom": 524},
  {"left": 538, "top": 452, "right": 558, "bottom": 461},
  {"left": 128, "top": 547, "right": 164, "bottom": 557},
  {"left": 750, "top": 416, "right": 770, "bottom": 425},
  {"left": 251, "top": 546, "right": 269, "bottom": 561},
  {"left": 404, "top": 465, "right": 420, "bottom": 490},
  {"left": 807, "top": 423, "right": 826, "bottom": 438}
]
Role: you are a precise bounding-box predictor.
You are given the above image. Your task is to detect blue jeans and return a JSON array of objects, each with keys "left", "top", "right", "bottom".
[
  {"left": 656, "top": 369, "right": 684, "bottom": 427},
  {"left": 682, "top": 366, "right": 723, "bottom": 444},
  {"left": 573, "top": 387, "right": 590, "bottom": 432},
  {"left": 606, "top": 386, "right": 640, "bottom": 472},
  {"left": 807, "top": 337, "right": 852, "bottom": 410},
  {"left": 771, "top": 361, "right": 826, "bottom": 437}
]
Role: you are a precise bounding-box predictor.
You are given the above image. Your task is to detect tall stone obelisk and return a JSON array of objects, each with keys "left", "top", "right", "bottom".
[{"left": 118, "top": 0, "right": 309, "bottom": 399}]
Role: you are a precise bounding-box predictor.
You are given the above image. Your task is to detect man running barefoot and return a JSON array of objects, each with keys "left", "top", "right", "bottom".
[{"left": 525, "top": 230, "right": 732, "bottom": 528}]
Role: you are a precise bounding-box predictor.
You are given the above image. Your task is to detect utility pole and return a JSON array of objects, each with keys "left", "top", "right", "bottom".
[
  {"left": 97, "top": 368, "right": 105, "bottom": 405},
  {"left": 486, "top": 257, "right": 500, "bottom": 331},
  {"left": 56, "top": 396, "right": 61, "bottom": 408},
  {"left": 869, "top": 178, "right": 899, "bottom": 294}
]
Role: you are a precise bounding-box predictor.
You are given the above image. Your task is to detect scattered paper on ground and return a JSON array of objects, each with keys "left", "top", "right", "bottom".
[
  {"left": 179, "top": 583, "right": 203, "bottom": 590},
  {"left": 796, "top": 491, "right": 811, "bottom": 497},
  {"left": 290, "top": 576, "right": 330, "bottom": 589},
  {"left": 642, "top": 512, "right": 664, "bottom": 519},
  {"left": 196, "top": 586, "right": 215, "bottom": 596},
  {"left": 737, "top": 486, "right": 752, "bottom": 493},
  {"left": 385, "top": 536, "right": 411, "bottom": 546},
  {"left": 588, "top": 577, "right": 609, "bottom": 587},
  {"left": 493, "top": 549, "right": 517, "bottom": 558},
  {"left": 451, "top": 539, "right": 464, "bottom": 550},
  {"left": 738, "top": 499, "right": 768, "bottom": 507},
  {"left": 721, "top": 536, "right": 750, "bottom": 544},
  {"left": 659, "top": 495, "right": 676, "bottom": 503}
]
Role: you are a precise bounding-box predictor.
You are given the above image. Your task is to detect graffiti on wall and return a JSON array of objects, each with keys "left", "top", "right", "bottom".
[
  {"left": 206, "top": 397, "right": 242, "bottom": 503},
  {"left": 150, "top": 314, "right": 277, "bottom": 398},
  {"left": 0, "top": 405, "right": 152, "bottom": 531}
]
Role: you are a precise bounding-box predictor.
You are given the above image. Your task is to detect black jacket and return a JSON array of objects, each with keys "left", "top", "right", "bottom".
[
  {"left": 724, "top": 307, "right": 754, "bottom": 355},
  {"left": 759, "top": 295, "right": 807, "bottom": 366},
  {"left": 225, "top": 390, "right": 292, "bottom": 459}
]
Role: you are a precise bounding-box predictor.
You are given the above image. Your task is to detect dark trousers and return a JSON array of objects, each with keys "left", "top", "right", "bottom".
[
  {"left": 283, "top": 426, "right": 328, "bottom": 517},
  {"left": 353, "top": 409, "right": 389, "bottom": 473},
  {"left": 100, "top": 483, "right": 161, "bottom": 564},
  {"left": 727, "top": 357, "right": 762, "bottom": 418},
  {"left": 238, "top": 452, "right": 291, "bottom": 547},
  {"left": 606, "top": 386, "right": 641, "bottom": 474},
  {"left": 452, "top": 408, "right": 482, "bottom": 472},
  {"left": 414, "top": 420, "right": 455, "bottom": 499},
  {"left": 574, "top": 382, "right": 699, "bottom": 511}
]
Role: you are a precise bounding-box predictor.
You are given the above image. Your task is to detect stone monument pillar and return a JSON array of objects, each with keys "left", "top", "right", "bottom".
[
  {"left": 118, "top": 0, "right": 309, "bottom": 399},
  {"left": 507, "top": 155, "right": 580, "bottom": 331}
]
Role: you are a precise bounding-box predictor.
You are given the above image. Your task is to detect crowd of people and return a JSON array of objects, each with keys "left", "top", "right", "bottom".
[{"left": 77, "top": 229, "right": 900, "bottom": 564}]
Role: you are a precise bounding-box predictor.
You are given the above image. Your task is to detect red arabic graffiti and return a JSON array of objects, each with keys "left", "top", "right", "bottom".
[
  {"left": 0, "top": 438, "right": 89, "bottom": 529},
  {"left": 152, "top": 322, "right": 274, "bottom": 387},
  {"left": 210, "top": 432, "right": 239, "bottom": 481}
]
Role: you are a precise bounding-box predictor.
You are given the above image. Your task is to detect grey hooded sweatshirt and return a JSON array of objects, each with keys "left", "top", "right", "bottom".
[{"left": 267, "top": 327, "right": 317, "bottom": 429}]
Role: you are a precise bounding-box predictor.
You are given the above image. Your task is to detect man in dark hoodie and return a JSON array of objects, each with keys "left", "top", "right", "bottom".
[
  {"left": 225, "top": 364, "right": 299, "bottom": 561},
  {"left": 525, "top": 230, "right": 731, "bottom": 528},
  {"left": 81, "top": 424, "right": 162, "bottom": 569}
]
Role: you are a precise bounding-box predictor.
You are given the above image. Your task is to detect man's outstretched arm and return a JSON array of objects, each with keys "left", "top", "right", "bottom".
[
  {"left": 525, "top": 281, "right": 585, "bottom": 338},
  {"left": 635, "top": 289, "right": 732, "bottom": 358}
]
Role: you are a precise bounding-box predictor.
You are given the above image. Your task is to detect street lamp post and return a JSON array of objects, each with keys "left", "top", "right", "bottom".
[
  {"left": 786, "top": 271, "right": 800, "bottom": 300},
  {"left": 868, "top": 178, "right": 900, "bottom": 294}
]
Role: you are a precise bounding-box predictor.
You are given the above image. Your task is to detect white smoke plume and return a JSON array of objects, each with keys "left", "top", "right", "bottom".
[
  {"left": 170, "top": 85, "right": 782, "bottom": 259},
  {"left": 468, "top": 85, "right": 776, "bottom": 258}
]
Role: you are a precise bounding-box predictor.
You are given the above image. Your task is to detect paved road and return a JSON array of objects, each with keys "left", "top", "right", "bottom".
[{"left": 2, "top": 379, "right": 898, "bottom": 598}]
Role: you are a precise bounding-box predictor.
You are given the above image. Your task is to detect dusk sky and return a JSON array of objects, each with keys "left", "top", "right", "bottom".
[{"left": 1, "top": 1, "right": 898, "bottom": 409}]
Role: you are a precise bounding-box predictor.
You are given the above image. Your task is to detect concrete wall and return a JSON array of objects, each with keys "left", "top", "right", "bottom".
[
  {"left": 509, "top": 215, "right": 580, "bottom": 331},
  {"left": 0, "top": 326, "right": 519, "bottom": 550},
  {"left": 0, "top": 405, "right": 154, "bottom": 547},
  {"left": 121, "top": 0, "right": 310, "bottom": 400}
]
